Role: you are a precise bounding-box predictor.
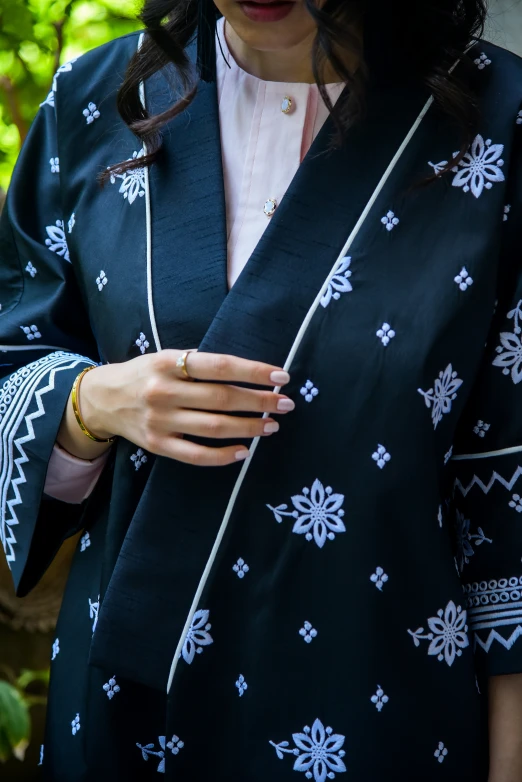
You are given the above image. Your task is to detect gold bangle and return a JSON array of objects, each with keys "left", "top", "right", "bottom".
[{"left": 71, "top": 366, "right": 115, "bottom": 443}]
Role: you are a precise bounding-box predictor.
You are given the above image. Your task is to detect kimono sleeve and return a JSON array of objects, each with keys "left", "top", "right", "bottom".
[
  {"left": 0, "top": 98, "right": 99, "bottom": 596},
  {"left": 451, "top": 110, "right": 522, "bottom": 677}
]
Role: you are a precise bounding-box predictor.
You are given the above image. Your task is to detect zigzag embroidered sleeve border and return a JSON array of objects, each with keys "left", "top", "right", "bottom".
[
  {"left": 453, "top": 444, "right": 522, "bottom": 461},
  {"left": 1, "top": 351, "right": 95, "bottom": 565},
  {"left": 464, "top": 578, "right": 522, "bottom": 652}
]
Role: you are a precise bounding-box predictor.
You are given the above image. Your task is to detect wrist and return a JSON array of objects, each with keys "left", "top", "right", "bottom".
[{"left": 79, "top": 365, "right": 116, "bottom": 441}]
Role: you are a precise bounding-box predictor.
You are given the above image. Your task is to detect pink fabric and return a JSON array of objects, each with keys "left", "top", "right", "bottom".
[
  {"left": 216, "top": 17, "right": 344, "bottom": 287},
  {"left": 44, "top": 22, "right": 345, "bottom": 503},
  {"left": 45, "top": 442, "right": 110, "bottom": 504}
]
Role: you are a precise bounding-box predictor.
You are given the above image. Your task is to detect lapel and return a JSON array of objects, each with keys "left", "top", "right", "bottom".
[
  {"left": 148, "top": 63, "right": 430, "bottom": 364},
  {"left": 146, "top": 58, "right": 228, "bottom": 351},
  {"left": 90, "top": 65, "right": 433, "bottom": 691}
]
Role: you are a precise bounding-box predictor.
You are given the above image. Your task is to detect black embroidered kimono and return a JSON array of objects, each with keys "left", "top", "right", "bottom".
[{"left": 1, "top": 30, "right": 522, "bottom": 781}]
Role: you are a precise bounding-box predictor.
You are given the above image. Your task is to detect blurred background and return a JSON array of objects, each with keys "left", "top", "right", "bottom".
[{"left": 0, "top": 0, "right": 520, "bottom": 779}]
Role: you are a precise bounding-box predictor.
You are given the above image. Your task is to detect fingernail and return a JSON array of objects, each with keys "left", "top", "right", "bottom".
[
  {"left": 270, "top": 370, "right": 290, "bottom": 385},
  {"left": 235, "top": 450, "right": 249, "bottom": 461},
  {"left": 277, "top": 398, "right": 295, "bottom": 412},
  {"left": 264, "top": 421, "right": 280, "bottom": 434}
]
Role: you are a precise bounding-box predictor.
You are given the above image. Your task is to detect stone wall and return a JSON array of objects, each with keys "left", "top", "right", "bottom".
[{"left": 486, "top": 0, "right": 522, "bottom": 56}]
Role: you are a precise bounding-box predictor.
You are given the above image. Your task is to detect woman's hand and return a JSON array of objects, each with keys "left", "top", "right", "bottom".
[{"left": 59, "top": 350, "right": 294, "bottom": 466}]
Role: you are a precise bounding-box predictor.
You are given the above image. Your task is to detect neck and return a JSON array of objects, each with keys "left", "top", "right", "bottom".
[{"left": 224, "top": 21, "right": 347, "bottom": 83}]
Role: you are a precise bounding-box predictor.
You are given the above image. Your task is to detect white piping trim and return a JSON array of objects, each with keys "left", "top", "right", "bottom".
[
  {"left": 452, "top": 445, "right": 522, "bottom": 461},
  {"left": 166, "top": 91, "right": 436, "bottom": 694},
  {"left": 138, "top": 32, "right": 162, "bottom": 353},
  {"left": 0, "top": 344, "right": 72, "bottom": 353}
]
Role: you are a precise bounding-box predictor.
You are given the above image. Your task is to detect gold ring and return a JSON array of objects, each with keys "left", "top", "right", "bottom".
[{"left": 176, "top": 351, "right": 192, "bottom": 380}]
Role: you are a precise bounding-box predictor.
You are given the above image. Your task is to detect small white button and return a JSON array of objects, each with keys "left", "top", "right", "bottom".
[
  {"left": 281, "top": 96, "right": 293, "bottom": 114},
  {"left": 263, "top": 198, "right": 277, "bottom": 217}
]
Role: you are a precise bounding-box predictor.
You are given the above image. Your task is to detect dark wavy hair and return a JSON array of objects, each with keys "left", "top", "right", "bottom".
[{"left": 101, "top": 0, "right": 488, "bottom": 182}]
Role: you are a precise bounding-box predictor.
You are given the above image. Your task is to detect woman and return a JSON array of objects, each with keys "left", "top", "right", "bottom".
[{"left": 1, "top": 0, "right": 522, "bottom": 777}]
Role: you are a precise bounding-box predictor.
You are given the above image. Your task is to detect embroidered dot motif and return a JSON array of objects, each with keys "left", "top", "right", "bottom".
[
  {"left": 434, "top": 742, "right": 448, "bottom": 763},
  {"left": 509, "top": 494, "right": 522, "bottom": 513},
  {"left": 300, "top": 380, "right": 319, "bottom": 402},
  {"left": 299, "top": 621, "right": 318, "bottom": 643},
  {"left": 232, "top": 558, "right": 249, "bottom": 578},
  {"left": 381, "top": 210, "right": 399, "bottom": 231},
  {"left": 20, "top": 325, "right": 41, "bottom": 341},
  {"left": 372, "top": 445, "right": 391, "bottom": 469},
  {"left": 236, "top": 674, "right": 248, "bottom": 696},
  {"left": 371, "top": 685, "right": 389, "bottom": 712},
  {"left": 370, "top": 567, "right": 388, "bottom": 591},
  {"left": 454, "top": 267, "right": 473, "bottom": 291},
  {"left": 376, "top": 323, "right": 395, "bottom": 346},
  {"left": 474, "top": 52, "right": 491, "bottom": 69}
]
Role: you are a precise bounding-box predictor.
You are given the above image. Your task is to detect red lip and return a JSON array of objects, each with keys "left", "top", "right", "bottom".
[{"left": 237, "top": 0, "right": 295, "bottom": 22}]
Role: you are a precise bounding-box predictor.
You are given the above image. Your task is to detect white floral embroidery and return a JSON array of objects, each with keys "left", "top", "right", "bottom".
[
  {"left": 270, "top": 718, "right": 347, "bottom": 781},
  {"left": 49, "top": 157, "right": 60, "bottom": 174},
  {"left": 428, "top": 159, "right": 451, "bottom": 176},
  {"left": 372, "top": 444, "right": 391, "bottom": 469},
  {"left": 68, "top": 213, "right": 76, "bottom": 234},
  {"left": 444, "top": 445, "right": 454, "bottom": 464},
  {"left": 504, "top": 204, "right": 511, "bottom": 221},
  {"left": 236, "top": 674, "right": 248, "bottom": 697},
  {"left": 437, "top": 505, "right": 443, "bottom": 527},
  {"left": 267, "top": 479, "right": 346, "bottom": 549},
  {"left": 71, "top": 713, "right": 80, "bottom": 736},
  {"left": 89, "top": 595, "right": 100, "bottom": 634},
  {"left": 371, "top": 685, "right": 389, "bottom": 712},
  {"left": 320, "top": 256, "right": 352, "bottom": 308},
  {"left": 493, "top": 300, "right": 522, "bottom": 383},
  {"left": 83, "top": 102, "right": 100, "bottom": 125},
  {"left": 517, "top": 111, "right": 522, "bottom": 126},
  {"left": 109, "top": 150, "right": 146, "bottom": 205},
  {"left": 474, "top": 52, "right": 491, "bottom": 69},
  {"left": 300, "top": 380, "right": 319, "bottom": 403},
  {"left": 299, "top": 621, "right": 318, "bottom": 643},
  {"left": 407, "top": 600, "right": 469, "bottom": 666},
  {"left": 370, "top": 567, "right": 388, "bottom": 591},
  {"left": 434, "top": 742, "right": 448, "bottom": 763},
  {"left": 381, "top": 210, "right": 399, "bottom": 232},
  {"left": 103, "top": 676, "right": 120, "bottom": 700},
  {"left": 25, "top": 261, "right": 37, "bottom": 278},
  {"left": 51, "top": 638, "right": 60, "bottom": 660},
  {"left": 451, "top": 134, "right": 505, "bottom": 198},
  {"left": 96, "top": 271, "right": 108, "bottom": 291},
  {"left": 45, "top": 220, "right": 70, "bottom": 262},
  {"left": 137, "top": 735, "right": 184, "bottom": 773},
  {"left": 167, "top": 736, "right": 184, "bottom": 756},
  {"left": 454, "top": 267, "right": 473, "bottom": 291},
  {"left": 182, "top": 609, "right": 213, "bottom": 664},
  {"left": 38, "top": 745, "right": 44, "bottom": 766},
  {"left": 232, "top": 557, "right": 249, "bottom": 578},
  {"left": 509, "top": 493, "right": 522, "bottom": 513},
  {"left": 40, "top": 90, "right": 55, "bottom": 108},
  {"left": 136, "top": 332, "right": 150, "bottom": 354},
  {"left": 473, "top": 420, "right": 490, "bottom": 438},
  {"left": 418, "top": 364, "right": 463, "bottom": 429},
  {"left": 52, "top": 58, "right": 78, "bottom": 92},
  {"left": 376, "top": 323, "right": 395, "bottom": 346},
  {"left": 20, "top": 325, "right": 41, "bottom": 341},
  {"left": 130, "top": 447, "right": 148, "bottom": 470},
  {"left": 455, "top": 510, "right": 492, "bottom": 571},
  {"left": 80, "top": 532, "right": 91, "bottom": 552}
]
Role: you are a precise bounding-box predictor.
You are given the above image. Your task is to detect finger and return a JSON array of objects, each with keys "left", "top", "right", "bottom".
[
  {"left": 173, "top": 382, "right": 296, "bottom": 415},
  {"left": 157, "top": 437, "right": 250, "bottom": 467},
  {"left": 172, "top": 410, "right": 280, "bottom": 440},
  {"left": 163, "top": 350, "right": 291, "bottom": 388}
]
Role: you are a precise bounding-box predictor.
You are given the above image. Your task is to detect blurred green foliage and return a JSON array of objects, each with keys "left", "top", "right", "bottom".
[{"left": 0, "top": 0, "right": 142, "bottom": 189}]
